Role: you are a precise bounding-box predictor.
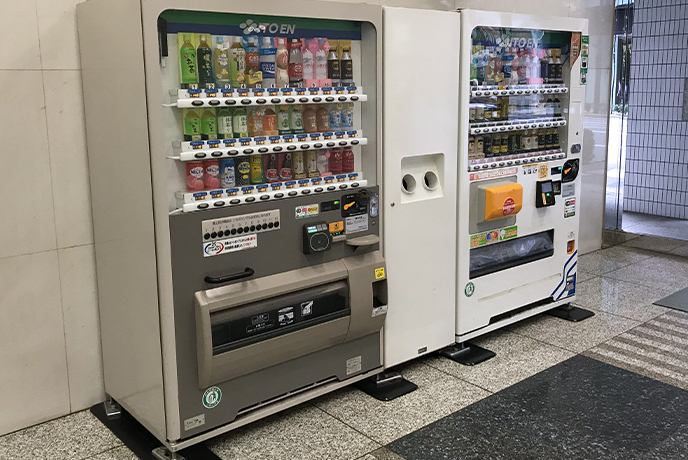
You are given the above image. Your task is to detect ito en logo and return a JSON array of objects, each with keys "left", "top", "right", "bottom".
[
  {"left": 202, "top": 386, "right": 222, "bottom": 409},
  {"left": 464, "top": 282, "right": 475, "bottom": 297},
  {"left": 204, "top": 241, "right": 224, "bottom": 256},
  {"left": 240, "top": 18, "right": 296, "bottom": 35}
]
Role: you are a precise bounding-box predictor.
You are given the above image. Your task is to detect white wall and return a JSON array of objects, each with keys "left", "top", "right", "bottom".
[{"left": 0, "top": 0, "right": 612, "bottom": 435}]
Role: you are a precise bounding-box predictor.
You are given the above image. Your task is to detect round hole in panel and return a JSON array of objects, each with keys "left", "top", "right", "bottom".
[
  {"left": 401, "top": 174, "right": 416, "bottom": 194},
  {"left": 423, "top": 171, "right": 439, "bottom": 191}
]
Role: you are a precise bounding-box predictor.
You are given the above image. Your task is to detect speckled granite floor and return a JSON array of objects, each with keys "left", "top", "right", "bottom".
[{"left": 2, "top": 235, "right": 688, "bottom": 460}]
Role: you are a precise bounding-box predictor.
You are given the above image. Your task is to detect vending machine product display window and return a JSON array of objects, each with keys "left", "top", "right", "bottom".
[
  {"left": 455, "top": 10, "right": 589, "bottom": 352},
  {"left": 78, "top": 0, "right": 385, "bottom": 453}
]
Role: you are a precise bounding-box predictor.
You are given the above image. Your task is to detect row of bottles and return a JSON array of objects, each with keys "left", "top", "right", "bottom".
[
  {"left": 468, "top": 128, "right": 561, "bottom": 160},
  {"left": 179, "top": 33, "right": 354, "bottom": 89},
  {"left": 186, "top": 149, "right": 355, "bottom": 190},
  {"left": 183, "top": 103, "right": 355, "bottom": 141},
  {"left": 469, "top": 95, "right": 563, "bottom": 123},
  {"left": 471, "top": 45, "right": 565, "bottom": 87}
]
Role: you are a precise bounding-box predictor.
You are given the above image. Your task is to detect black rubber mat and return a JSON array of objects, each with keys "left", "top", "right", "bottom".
[{"left": 654, "top": 287, "right": 688, "bottom": 312}]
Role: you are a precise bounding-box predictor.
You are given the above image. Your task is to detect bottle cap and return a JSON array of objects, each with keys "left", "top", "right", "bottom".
[
  {"left": 217, "top": 36, "right": 224, "bottom": 43},
  {"left": 232, "top": 36, "right": 242, "bottom": 43}
]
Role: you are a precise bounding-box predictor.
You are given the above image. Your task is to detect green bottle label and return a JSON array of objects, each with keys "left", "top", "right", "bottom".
[
  {"left": 184, "top": 117, "right": 200, "bottom": 136},
  {"left": 218, "top": 114, "right": 233, "bottom": 136},
  {"left": 202, "top": 117, "right": 217, "bottom": 136},
  {"left": 180, "top": 46, "right": 198, "bottom": 84},
  {"left": 233, "top": 114, "right": 248, "bottom": 137},
  {"left": 291, "top": 112, "right": 304, "bottom": 134},
  {"left": 197, "top": 48, "right": 214, "bottom": 85}
]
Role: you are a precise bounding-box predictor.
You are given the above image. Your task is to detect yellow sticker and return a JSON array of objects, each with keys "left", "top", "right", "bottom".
[
  {"left": 538, "top": 163, "right": 549, "bottom": 179},
  {"left": 375, "top": 267, "right": 385, "bottom": 279}
]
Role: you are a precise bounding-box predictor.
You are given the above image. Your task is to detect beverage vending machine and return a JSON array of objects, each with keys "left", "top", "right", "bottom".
[
  {"left": 450, "top": 10, "right": 590, "bottom": 363},
  {"left": 78, "top": 0, "right": 386, "bottom": 452}
]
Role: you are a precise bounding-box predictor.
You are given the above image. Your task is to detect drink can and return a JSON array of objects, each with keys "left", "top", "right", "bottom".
[
  {"left": 469, "top": 106, "right": 477, "bottom": 122},
  {"left": 235, "top": 158, "right": 251, "bottom": 186},
  {"left": 475, "top": 105, "right": 484, "bottom": 121},
  {"left": 293, "top": 151, "right": 307, "bottom": 179},
  {"left": 204, "top": 160, "right": 221, "bottom": 189},
  {"left": 491, "top": 135, "right": 501, "bottom": 156},
  {"left": 500, "top": 135, "right": 508, "bottom": 154},
  {"left": 249, "top": 154, "right": 264, "bottom": 184},
  {"left": 219, "top": 159, "right": 236, "bottom": 187},
  {"left": 306, "top": 150, "right": 319, "bottom": 178},
  {"left": 186, "top": 161, "right": 205, "bottom": 191}
]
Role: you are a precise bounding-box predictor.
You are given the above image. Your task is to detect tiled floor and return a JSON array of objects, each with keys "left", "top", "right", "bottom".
[{"left": 2, "top": 235, "right": 688, "bottom": 460}]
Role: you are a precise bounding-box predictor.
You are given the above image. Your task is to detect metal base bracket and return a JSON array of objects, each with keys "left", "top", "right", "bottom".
[
  {"left": 547, "top": 304, "right": 595, "bottom": 322},
  {"left": 104, "top": 399, "right": 121, "bottom": 418},
  {"left": 91, "top": 402, "right": 221, "bottom": 460},
  {"left": 354, "top": 371, "right": 418, "bottom": 401},
  {"left": 439, "top": 343, "right": 496, "bottom": 366}
]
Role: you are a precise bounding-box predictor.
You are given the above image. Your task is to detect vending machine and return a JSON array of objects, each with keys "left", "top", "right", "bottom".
[
  {"left": 78, "top": 0, "right": 386, "bottom": 453},
  {"left": 451, "top": 10, "right": 590, "bottom": 363}
]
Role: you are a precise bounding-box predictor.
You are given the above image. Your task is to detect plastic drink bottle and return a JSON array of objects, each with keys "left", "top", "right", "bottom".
[
  {"left": 232, "top": 107, "right": 249, "bottom": 138},
  {"left": 302, "top": 39, "right": 316, "bottom": 80},
  {"left": 290, "top": 105, "right": 305, "bottom": 134},
  {"left": 263, "top": 107, "right": 278, "bottom": 136},
  {"left": 275, "top": 38, "right": 289, "bottom": 88},
  {"left": 230, "top": 37, "right": 246, "bottom": 87},
  {"left": 248, "top": 107, "right": 264, "bottom": 137},
  {"left": 245, "top": 37, "right": 262, "bottom": 88},
  {"left": 217, "top": 108, "right": 233, "bottom": 139},
  {"left": 201, "top": 108, "right": 217, "bottom": 140},
  {"left": 306, "top": 151, "right": 319, "bottom": 178},
  {"left": 179, "top": 34, "right": 198, "bottom": 87},
  {"left": 342, "top": 148, "right": 354, "bottom": 173},
  {"left": 331, "top": 148, "right": 344, "bottom": 174},
  {"left": 317, "top": 150, "right": 331, "bottom": 176},
  {"left": 259, "top": 37, "right": 276, "bottom": 88},
  {"left": 214, "top": 36, "right": 230, "bottom": 88},
  {"left": 315, "top": 39, "right": 328, "bottom": 79},
  {"left": 279, "top": 153, "right": 293, "bottom": 180},
  {"left": 196, "top": 34, "right": 214, "bottom": 88},
  {"left": 341, "top": 103, "right": 354, "bottom": 129},
  {"left": 277, "top": 105, "right": 291, "bottom": 135},
  {"left": 288, "top": 39, "right": 303, "bottom": 87},
  {"left": 303, "top": 107, "right": 318, "bottom": 133},
  {"left": 183, "top": 109, "right": 201, "bottom": 141},
  {"left": 329, "top": 104, "right": 342, "bottom": 130},
  {"left": 316, "top": 106, "right": 330, "bottom": 132},
  {"left": 293, "top": 152, "right": 307, "bottom": 179}
]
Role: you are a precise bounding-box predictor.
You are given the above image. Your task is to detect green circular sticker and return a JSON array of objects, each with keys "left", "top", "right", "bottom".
[
  {"left": 464, "top": 282, "right": 475, "bottom": 297},
  {"left": 202, "top": 387, "right": 222, "bottom": 409}
]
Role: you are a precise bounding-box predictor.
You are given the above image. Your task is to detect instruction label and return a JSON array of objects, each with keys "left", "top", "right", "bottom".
[
  {"left": 184, "top": 414, "right": 205, "bottom": 431},
  {"left": 372, "top": 305, "right": 388, "bottom": 317},
  {"left": 295, "top": 203, "right": 319, "bottom": 219},
  {"left": 538, "top": 163, "right": 549, "bottom": 179},
  {"left": 565, "top": 198, "right": 576, "bottom": 218},
  {"left": 522, "top": 165, "right": 538, "bottom": 175},
  {"left": 470, "top": 225, "right": 518, "bottom": 248},
  {"left": 346, "top": 356, "right": 362, "bottom": 375},
  {"left": 345, "top": 214, "right": 368, "bottom": 234},
  {"left": 470, "top": 167, "right": 518, "bottom": 181},
  {"left": 203, "top": 234, "right": 257, "bottom": 257},
  {"left": 563, "top": 183, "right": 575, "bottom": 198}
]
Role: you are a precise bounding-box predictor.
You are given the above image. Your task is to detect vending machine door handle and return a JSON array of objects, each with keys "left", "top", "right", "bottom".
[{"left": 205, "top": 267, "right": 255, "bottom": 284}]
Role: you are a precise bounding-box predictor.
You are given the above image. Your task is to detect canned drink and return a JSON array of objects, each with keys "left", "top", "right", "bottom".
[
  {"left": 500, "top": 135, "right": 508, "bottom": 154},
  {"left": 306, "top": 150, "right": 319, "bottom": 178},
  {"left": 475, "top": 105, "right": 485, "bottom": 121},
  {"left": 235, "top": 157, "right": 251, "bottom": 186},
  {"left": 219, "top": 159, "right": 236, "bottom": 188},
  {"left": 483, "top": 134, "right": 492, "bottom": 156},
  {"left": 293, "top": 151, "right": 307, "bottom": 179},
  {"left": 476, "top": 137, "right": 484, "bottom": 159},
  {"left": 469, "top": 106, "right": 477, "bottom": 122},
  {"left": 538, "top": 130, "right": 546, "bottom": 150},
  {"left": 186, "top": 161, "right": 205, "bottom": 191},
  {"left": 508, "top": 134, "right": 517, "bottom": 155},
  {"left": 249, "top": 154, "right": 264, "bottom": 184},
  {"left": 204, "top": 160, "right": 221, "bottom": 189},
  {"left": 492, "top": 135, "right": 501, "bottom": 156},
  {"left": 468, "top": 137, "right": 476, "bottom": 159}
]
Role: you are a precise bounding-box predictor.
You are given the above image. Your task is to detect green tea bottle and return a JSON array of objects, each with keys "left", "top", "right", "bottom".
[
  {"left": 277, "top": 105, "right": 292, "bottom": 135},
  {"left": 183, "top": 109, "right": 201, "bottom": 141},
  {"left": 214, "top": 36, "right": 231, "bottom": 89},
  {"left": 290, "top": 105, "right": 305, "bottom": 135},
  {"left": 230, "top": 36, "right": 246, "bottom": 87},
  {"left": 201, "top": 108, "right": 217, "bottom": 140},
  {"left": 179, "top": 34, "right": 198, "bottom": 87},
  {"left": 196, "top": 34, "right": 214, "bottom": 88},
  {"left": 232, "top": 107, "right": 249, "bottom": 138},
  {"left": 217, "top": 107, "right": 233, "bottom": 139}
]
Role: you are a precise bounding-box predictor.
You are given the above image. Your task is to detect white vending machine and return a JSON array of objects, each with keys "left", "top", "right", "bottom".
[
  {"left": 356, "top": 6, "right": 460, "bottom": 399},
  {"left": 78, "top": 0, "right": 388, "bottom": 454},
  {"left": 449, "top": 10, "right": 592, "bottom": 364}
]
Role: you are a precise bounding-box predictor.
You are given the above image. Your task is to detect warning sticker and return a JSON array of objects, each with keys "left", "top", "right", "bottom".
[
  {"left": 470, "top": 167, "right": 518, "bottom": 181},
  {"left": 345, "top": 214, "right": 369, "bottom": 234},
  {"left": 375, "top": 267, "right": 386, "bottom": 279},
  {"left": 295, "top": 204, "right": 319, "bottom": 219},
  {"left": 503, "top": 198, "right": 516, "bottom": 216},
  {"left": 565, "top": 198, "right": 576, "bottom": 218},
  {"left": 538, "top": 163, "right": 549, "bottom": 179},
  {"left": 346, "top": 356, "right": 362, "bottom": 375},
  {"left": 203, "top": 234, "right": 257, "bottom": 257},
  {"left": 562, "top": 183, "right": 575, "bottom": 198},
  {"left": 522, "top": 165, "right": 538, "bottom": 175},
  {"left": 470, "top": 225, "right": 518, "bottom": 248}
]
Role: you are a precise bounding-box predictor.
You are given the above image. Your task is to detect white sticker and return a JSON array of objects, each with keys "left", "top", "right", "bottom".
[
  {"left": 301, "top": 300, "right": 313, "bottom": 316},
  {"left": 565, "top": 198, "right": 576, "bottom": 218},
  {"left": 346, "top": 356, "right": 362, "bottom": 375},
  {"left": 295, "top": 204, "right": 319, "bottom": 219},
  {"left": 278, "top": 307, "right": 294, "bottom": 326},
  {"left": 470, "top": 167, "right": 518, "bottom": 181},
  {"left": 203, "top": 234, "right": 257, "bottom": 257},
  {"left": 562, "top": 183, "right": 576, "bottom": 198},
  {"left": 184, "top": 414, "right": 205, "bottom": 431},
  {"left": 372, "top": 305, "right": 388, "bottom": 317},
  {"left": 345, "top": 214, "right": 369, "bottom": 234}
]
